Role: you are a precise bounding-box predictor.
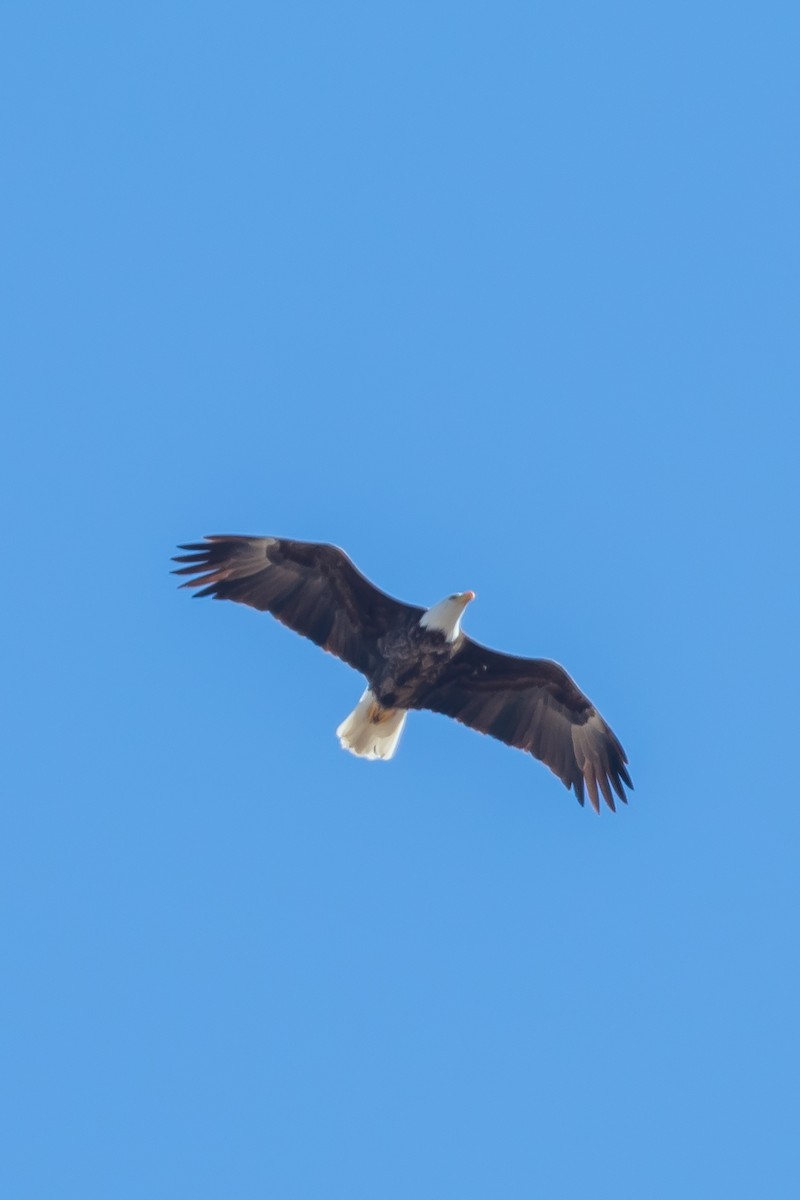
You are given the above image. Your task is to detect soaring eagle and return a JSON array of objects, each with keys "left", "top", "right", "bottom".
[{"left": 173, "top": 535, "right": 632, "bottom": 812}]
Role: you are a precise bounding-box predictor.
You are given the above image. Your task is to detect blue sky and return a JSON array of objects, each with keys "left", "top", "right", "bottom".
[{"left": 3, "top": 2, "right": 799, "bottom": 1196}]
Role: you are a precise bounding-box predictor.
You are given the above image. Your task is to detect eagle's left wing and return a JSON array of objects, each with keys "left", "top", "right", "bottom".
[{"left": 418, "top": 638, "right": 632, "bottom": 812}]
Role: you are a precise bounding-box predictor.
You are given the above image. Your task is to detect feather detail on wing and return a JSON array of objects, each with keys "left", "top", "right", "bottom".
[
  {"left": 172, "top": 535, "right": 423, "bottom": 677},
  {"left": 418, "top": 639, "right": 632, "bottom": 812}
]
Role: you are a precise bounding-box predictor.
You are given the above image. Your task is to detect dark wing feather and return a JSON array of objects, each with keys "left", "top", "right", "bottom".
[
  {"left": 418, "top": 639, "right": 632, "bottom": 812},
  {"left": 172, "top": 535, "right": 424, "bottom": 676}
]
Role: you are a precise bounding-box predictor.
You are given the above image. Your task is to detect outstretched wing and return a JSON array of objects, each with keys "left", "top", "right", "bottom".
[
  {"left": 172, "top": 535, "right": 424, "bottom": 677},
  {"left": 419, "top": 638, "right": 632, "bottom": 812}
]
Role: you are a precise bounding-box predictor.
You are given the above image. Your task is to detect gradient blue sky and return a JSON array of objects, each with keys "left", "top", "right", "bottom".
[{"left": 3, "top": 3, "right": 799, "bottom": 1197}]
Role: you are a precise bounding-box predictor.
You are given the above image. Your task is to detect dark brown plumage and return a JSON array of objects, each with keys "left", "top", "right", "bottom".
[
  {"left": 173, "top": 535, "right": 632, "bottom": 812},
  {"left": 422, "top": 644, "right": 631, "bottom": 811},
  {"left": 173, "top": 535, "right": 425, "bottom": 676}
]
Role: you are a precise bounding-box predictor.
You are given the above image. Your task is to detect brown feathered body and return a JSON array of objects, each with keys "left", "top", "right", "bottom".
[{"left": 173, "top": 535, "right": 633, "bottom": 812}]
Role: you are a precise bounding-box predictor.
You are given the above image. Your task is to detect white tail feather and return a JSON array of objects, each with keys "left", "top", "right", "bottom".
[{"left": 336, "top": 689, "right": 407, "bottom": 761}]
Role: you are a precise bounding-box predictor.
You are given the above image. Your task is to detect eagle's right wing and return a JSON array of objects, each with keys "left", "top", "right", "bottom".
[{"left": 173, "top": 535, "right": 424, "bottom": 678}]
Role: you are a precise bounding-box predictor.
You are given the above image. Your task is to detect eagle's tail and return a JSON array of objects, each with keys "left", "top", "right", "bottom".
[{"left": 336, "top": 689, "right": 407, "bottom": 761}]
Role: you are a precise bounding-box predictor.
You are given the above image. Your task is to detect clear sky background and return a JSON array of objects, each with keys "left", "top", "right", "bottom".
[{"left": 3, "top": 3, "right": 799, "bottom": 1197}]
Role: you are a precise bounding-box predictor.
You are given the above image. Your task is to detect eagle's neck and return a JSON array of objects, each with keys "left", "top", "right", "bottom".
[{"left": 419, "top": 597, "right": 467, "bottom": 643}]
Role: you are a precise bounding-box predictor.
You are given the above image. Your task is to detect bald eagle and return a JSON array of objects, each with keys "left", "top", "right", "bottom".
[{"left": 173, "top": 535, "right": 632, "bottom": 812}]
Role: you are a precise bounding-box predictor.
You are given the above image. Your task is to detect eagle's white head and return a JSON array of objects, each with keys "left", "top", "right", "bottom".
[{"left": 419, "top": 591, "right": 475, "bottom": 642}]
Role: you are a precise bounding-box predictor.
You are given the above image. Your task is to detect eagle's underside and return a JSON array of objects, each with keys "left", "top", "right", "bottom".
[{"left": 173, "top": 534, "right": 633, "bottom": 812}]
